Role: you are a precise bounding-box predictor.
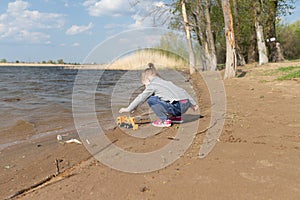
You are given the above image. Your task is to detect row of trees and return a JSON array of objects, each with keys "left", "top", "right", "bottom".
[
  {"left": 146, "top": 0, "right": 296, "bottom": 78},
  {"left": 0, "top": 59, "right": 63, "bottom": 64},
  {"left": 278, "top": 20, "right": 300, "bottom": 59},
  {"left": 0, "top": 59, "right": 80, "bottom": 65}
]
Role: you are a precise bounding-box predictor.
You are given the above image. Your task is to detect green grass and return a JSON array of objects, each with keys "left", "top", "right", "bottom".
[
  {"left": 217, "top": 64, "right": 225, "bottom": 70},
  {"left": 253, "top": 65, "right": 300, "bottom": 81},
  {"left": 276, "top": 66, "right": 300, "bottom": 80},
  {"left": 277, "top": 70, "right": 300, "bottom": 80},
  {"left": 278, "top": 66, "right": 300, "bottom": 72}
]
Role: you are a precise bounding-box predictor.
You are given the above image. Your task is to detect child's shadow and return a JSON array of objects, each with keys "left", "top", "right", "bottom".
[
  {"left": 182, "top": 114, "right": 204, "bottom": 124},
  {"left": 136, "top": 114, "right": 204, "bottom": 125}
]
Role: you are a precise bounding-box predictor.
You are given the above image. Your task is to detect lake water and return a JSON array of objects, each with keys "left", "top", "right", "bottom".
[
  {"left": 0, "top": 66, "right": 139, "bottom": 149},
  {"left": 0, "top": 66, "right": 192, "bottom": 150}
]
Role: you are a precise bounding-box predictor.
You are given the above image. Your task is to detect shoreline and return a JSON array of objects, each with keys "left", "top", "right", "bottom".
[
  {"left": 0, "top": 62, "right": 190, "bottom": 70},
  {"left": 0, "top": 62, "right": 106, "bottom": 69}
]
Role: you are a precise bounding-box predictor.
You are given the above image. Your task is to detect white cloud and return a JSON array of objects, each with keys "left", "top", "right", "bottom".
[
  {"left": 128, "top": 14, "right": 145, "bottom": 29},
  {"left": 71, "top": 42, "right": 80, "bottom": 47},
  {"left": 82, "top": 0, "right": 96, "bottom": 7},
  {"left": 153, "top": 1, "right": 166, "bottom": 8},
  {"left": 83, "top": 0, "right": 134, "bottom": 17},
  {"left": 127, "top": 1, "right": 170, "bottom": 29},
  {"left": 0, "top": 0, "right": 65, "bottom": 43},
  {"left": 63, "top": 1, "right": 69, "bottom": 7},
  {"left": 61, "top": 42, "right": 81, "bottom": 47},
  {"left": 83, "top": 0, "right": 170, "bottom": 29},
  {"left": 16, "top": 30, "right": 50, "bottom": 42},
  {"left": 61, "top": 0, "right": 80, "bottom": 8},
  {"left": 66, "top": 22, "right": 93, "bottom": 35}
]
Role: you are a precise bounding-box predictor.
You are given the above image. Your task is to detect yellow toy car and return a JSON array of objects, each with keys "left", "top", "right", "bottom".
[{"left": 116, "top": 116, "right": 138, "bottom": 130}]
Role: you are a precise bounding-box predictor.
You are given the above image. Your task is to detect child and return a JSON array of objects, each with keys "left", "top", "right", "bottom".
[{"left": 119, "top": 63, "right": 199, "bottom": 127}]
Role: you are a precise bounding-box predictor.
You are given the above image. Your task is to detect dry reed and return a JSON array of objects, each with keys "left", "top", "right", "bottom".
[{"left": 107, "top": 49, "right": 189, "bottom": 70}]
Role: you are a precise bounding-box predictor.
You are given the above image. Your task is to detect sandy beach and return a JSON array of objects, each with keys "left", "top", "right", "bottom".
[{"left": 1, "top": 62, "right": 300, "bottom": 199}]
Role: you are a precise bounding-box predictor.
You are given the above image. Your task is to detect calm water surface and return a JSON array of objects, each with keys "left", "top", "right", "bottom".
[
  {"left": 0, "top": 66, "right": 191, "bottom": 150},
  {"left": 0, "top": 66, "right": 139, "bottom": 149}
]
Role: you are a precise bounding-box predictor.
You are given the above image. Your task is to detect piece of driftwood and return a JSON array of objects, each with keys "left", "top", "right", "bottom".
[
  {"left": 6, "top": 159, "right": 62, "bottom": 200},
  {"left": 5, "top": 175, "right": 54, "bottom": 200}
]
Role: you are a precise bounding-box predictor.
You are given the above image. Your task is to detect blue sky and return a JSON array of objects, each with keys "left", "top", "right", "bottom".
[{"left": 0, "top": 0, "right": 299, "bottom": 64}]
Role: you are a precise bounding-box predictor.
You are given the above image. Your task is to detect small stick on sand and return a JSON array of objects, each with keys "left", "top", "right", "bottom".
[
  {"left": 55, "top": 159, "right": 60, "bottom": 176},
  {"left": 6, "top": 159, "right": 62, "bottom": 200}
]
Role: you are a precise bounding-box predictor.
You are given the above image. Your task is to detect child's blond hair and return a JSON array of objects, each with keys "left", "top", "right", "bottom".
[{"left": 141, "top": 63, "right": 158, "bottom": 83}]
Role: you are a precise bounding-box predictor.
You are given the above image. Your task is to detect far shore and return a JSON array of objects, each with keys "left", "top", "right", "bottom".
[
  {"left": 0, "top": 62, "right": 107, "bottom": 69},
  {"left": 0, "top": 62, "right": 189, "bottom": 70},
  {"left": 0, "top": 51, "right": 190, "bottom": 70}
]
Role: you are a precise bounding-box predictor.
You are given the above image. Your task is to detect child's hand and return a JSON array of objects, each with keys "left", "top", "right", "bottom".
[
  {"left": 192, "top": 105, "right": 199, "bottom": 111},
  {"left": 119, "top": 107, "right": 130, "bottom": 113}
]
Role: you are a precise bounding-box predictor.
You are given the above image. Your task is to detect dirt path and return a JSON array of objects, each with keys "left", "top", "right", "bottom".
[{"left": 3, "top": 62, "right": 300, "bottom": 200}]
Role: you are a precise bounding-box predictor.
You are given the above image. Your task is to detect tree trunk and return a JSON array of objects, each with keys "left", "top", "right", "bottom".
[
  {"left": 204, "top": 0, "right": 217, "bottom": 71},
  {"left": 247, "top": 24, "right": 258, "bottom": 63},
  {"left": 253, "top": 0, "right": 268, "bottom": 65},
  {"left": 274, "top": 42, "right": 285, "bottom": 61},
  {"left": 232, "top": 0, "right": 246, "bottom": 66},
  {"left": 221, "top": 0, "right": 237, "bottom": 79},
  {"left": 191, "top": 0, "right": 217, "bottom": 71},
  {"left": 266, "top": 0, "right": 284, "bottom": 62},
  {"left": 204, "top": 40, "right": 213, "bottom": 70},
  {"left": 181, "top": 0, "right": 196, "bottom": 74},
  {"left": 198, "top": 2, "right": 210, "bottom": 71},
  {"left": 255, "top": 21, "right": 268, "bottom": 65},
  {"left": 192, "top": 11, "right": 207, "bottom": 71}
]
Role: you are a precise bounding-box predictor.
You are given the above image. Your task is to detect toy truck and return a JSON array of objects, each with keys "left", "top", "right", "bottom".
[{"left": 116, "top": 116, "right": 138, "bottom": 130}]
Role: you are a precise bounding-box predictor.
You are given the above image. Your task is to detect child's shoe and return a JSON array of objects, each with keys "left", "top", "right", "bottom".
[
  {"left": 152, "top": 119, "right": 172, "bottom": 127},
  {"left": 168, "top": 116, "right": 183, "bottom": 124}
]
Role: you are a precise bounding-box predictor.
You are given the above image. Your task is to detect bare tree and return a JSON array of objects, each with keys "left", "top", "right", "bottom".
[
  {"left": 204, "top": 0, "right": 217, "bottom": 71},
  {"left": 247, "top": 23, "right": 258, "bottom": 64},
  {"left": 232, "top": 0, "right": 246, "bottom": 66},
  {"left": 221, "top": 0, "right": 237, "bottom": 79},
  {"left": 266, "top": 0, "right": 285, "bottom": 62},
  {"left": 191, "top": 0, "right": 217, "bottom": 71},
  {"left": 253, "top": 0, "right": 268, "bottom": 65},
  {"left": 181, "top": 0, "right": 196, "bottom": 74},
  {"left": 191, "top": 5, "right": 208, "bottom": 71}
]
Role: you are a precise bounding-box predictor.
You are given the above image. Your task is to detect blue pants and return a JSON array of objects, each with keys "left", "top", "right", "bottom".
[{"left": 147, "top": 96, "right": 191, "bottom": 120}]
